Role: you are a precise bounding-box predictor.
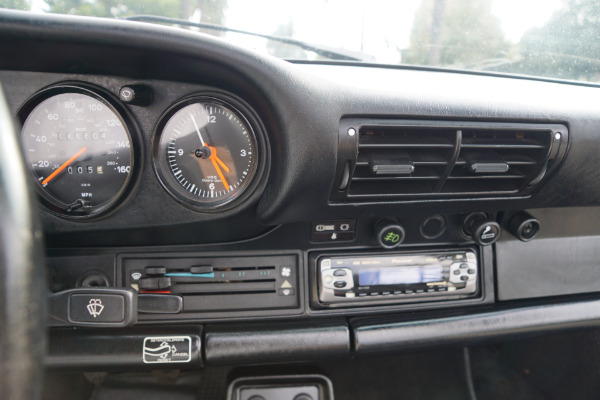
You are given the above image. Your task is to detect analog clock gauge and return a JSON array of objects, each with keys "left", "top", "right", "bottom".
[{"left": 153, "top": 96, "right": 261, "bottom": 210}]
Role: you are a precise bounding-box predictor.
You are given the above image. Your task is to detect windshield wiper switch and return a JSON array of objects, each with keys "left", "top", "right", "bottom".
[{"left": 48, "top": 288, "right": 137, "bottom": 328}]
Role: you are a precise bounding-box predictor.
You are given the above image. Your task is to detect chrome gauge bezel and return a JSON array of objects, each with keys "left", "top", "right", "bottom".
[
  {"left": 152, "top": 92, "right": 267, "bottom": 212},
  {"left": 18, "top": 82, "right": 142, "bottom": 221}
]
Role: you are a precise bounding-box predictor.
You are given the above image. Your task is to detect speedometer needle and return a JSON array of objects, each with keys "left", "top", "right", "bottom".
[
  {"left": 42, "top": 146, "right": 87, "bottom": 186},
  {"left": 190, "top": 113, "right": 206, "bottom": 146}
]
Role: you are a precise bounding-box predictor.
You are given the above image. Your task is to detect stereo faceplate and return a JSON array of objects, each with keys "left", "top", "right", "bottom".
[{"left": 318, "top": 249, "right": 478, "bottom": 307}]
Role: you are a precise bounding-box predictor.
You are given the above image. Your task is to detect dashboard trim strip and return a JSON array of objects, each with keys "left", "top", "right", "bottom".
[{"left": 352, "top": 299, "right": 600, "bottom": 355}]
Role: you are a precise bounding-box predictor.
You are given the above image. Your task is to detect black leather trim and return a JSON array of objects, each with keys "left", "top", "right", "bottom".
[
  {"left": 352, "top": 300, "right": 600, "bottom": 355},
  {"left": 46, "top": 326, "right": 203, "bottom": 370},
  {"left": 204, "top": 320, "right": 350, "bottom": 366}
]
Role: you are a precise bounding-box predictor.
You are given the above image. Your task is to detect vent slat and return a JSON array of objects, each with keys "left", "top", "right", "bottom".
[
  {"left": 356, "top": 161, "right": 448, "bottom": 166},
  {"left": 460, "top": 143, "right": 546, "bottom": 149},
  {"left": 352, "top": 175, "right": 440, "bottom": 181},
  {"left": 338, "top": 121, "right": 565, "bottom": 201},
  {"left": 446, "top": 175, "right": 527, "bottom": 180},
  {"left": 359, "top": 143, "right": 454, "bottom": 149}
]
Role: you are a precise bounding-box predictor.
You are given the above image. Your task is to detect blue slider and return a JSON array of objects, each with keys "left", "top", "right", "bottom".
[{"left": 164, "top": 272, "right": 215, "bottom": 278}]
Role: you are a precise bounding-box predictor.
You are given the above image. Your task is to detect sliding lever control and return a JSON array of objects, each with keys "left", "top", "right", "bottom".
[{"left": 49, "top": 288, "right": 137, "bottom": 327}]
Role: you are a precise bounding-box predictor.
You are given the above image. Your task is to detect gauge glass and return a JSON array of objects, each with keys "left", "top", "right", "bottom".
[
  {"left": 21, "top": 89, "right": 134, "bottom": 218},
  {"left": 154, "top": 97, "right": 258, "bottom": 209}
]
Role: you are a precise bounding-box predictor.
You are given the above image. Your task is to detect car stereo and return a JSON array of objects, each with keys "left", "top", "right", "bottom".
[{"left": 318, "top": 249, "right": 478, "bottom": 306}]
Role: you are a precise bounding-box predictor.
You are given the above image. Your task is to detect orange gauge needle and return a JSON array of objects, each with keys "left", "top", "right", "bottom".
[
  {"left": 42, "top": 146, "right": 87, "bottom": 186},
  {"left": 208, "top": 146, "right": 230, "bottom": 190},
  {"left": 207, "top": 146, "right": 229, "bottom": 172},
  {"left": 210, "top": 157, "right": 229, "bottom": 191},
  {"left": 213, "top": 154, "right": 230, "bottom": 173}
]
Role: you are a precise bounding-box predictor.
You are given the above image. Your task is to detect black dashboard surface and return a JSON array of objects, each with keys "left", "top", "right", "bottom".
[
  {"left": 2, "top": 9, "right": 600, "bottom": 363},
  {"left": 1, "top": 11, "right": 600, "bottom": 245}
]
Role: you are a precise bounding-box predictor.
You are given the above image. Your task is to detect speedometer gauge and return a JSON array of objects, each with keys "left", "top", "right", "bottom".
[
  {"left": 20, "top": 85, "right": 137, "bottom": 219},
  {"left": 153, "top": 95, "right": 262, "bottom": 211}
]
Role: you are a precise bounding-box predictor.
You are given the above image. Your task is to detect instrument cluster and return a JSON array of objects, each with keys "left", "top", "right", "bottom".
[{"left": 18, "top": 82, "right": 267, "bottom": 220}]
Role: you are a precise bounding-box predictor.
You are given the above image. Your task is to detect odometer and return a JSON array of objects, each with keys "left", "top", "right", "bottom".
[
  {"left": 20, "top": 85, "right": 135, "bottom": 219},
  {"left": 153, "top": 95, "right": 261, "bottom": 210}
]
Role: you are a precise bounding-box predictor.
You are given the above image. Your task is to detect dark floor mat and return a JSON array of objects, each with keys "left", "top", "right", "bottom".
[
  {"left": 230, "top": 349, "right": 471, "bottom": 400},
  {"left": 470, "top": 329, "right": 600, "bottom": 400},
  {"left": 469, "top": 346, "right": 548, "bottom": 400},
  {"left": 43, "top": 373, "right": 94, "bottom": 400},
  {"left": 318, "top": 351, "right": 470, "bottom": 400},
  {"left": 91, "top": 369, "right": 231, "bottom": 400},
  {"left": 54, "top": 348, "right": 471, "bottom": 400}
]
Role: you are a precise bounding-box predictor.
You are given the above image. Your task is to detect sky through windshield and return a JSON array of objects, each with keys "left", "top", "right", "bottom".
[{"left": 5, "top": 0, "right": 600, "bottom": 83}]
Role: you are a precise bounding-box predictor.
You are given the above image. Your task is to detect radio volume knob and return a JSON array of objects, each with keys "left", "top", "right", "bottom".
[{"left": 375, "top": 219, "right": 406, "bottom": 249}]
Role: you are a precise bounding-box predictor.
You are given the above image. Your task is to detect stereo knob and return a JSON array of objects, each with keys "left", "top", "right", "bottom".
[
  {"left": 375, "top": 219, "right": 405, "bottom": 249},
  {"left": 462, "top": 213, "right": 501, "bottom": 246}
]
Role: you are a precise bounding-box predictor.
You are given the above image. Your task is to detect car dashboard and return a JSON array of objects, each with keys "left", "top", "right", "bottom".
[{"left": 2, "top": 9, "right": 600, "bottom": 397}]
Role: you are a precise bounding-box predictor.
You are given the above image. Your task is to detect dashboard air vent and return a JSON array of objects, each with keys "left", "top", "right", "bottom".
[
  {"left": 351, "top": 126, "right": 457, "bottom": 197},
  {"left": 332, "top": 119, "right": 568, "bottom": 202}
]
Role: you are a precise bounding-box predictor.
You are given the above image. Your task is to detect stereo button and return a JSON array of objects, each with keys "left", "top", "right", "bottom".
[
  {"left": 460, "top": 275, "right": 469, "bottom": 281},
  {"left": 333, "top": 269, "right": 347, "bottom": 277},
  {"left": 333, "top": 281, "right": 347, "bottom": 288},
  {"left": 468, "top": 269, "right": 476, "bottom": 275}
]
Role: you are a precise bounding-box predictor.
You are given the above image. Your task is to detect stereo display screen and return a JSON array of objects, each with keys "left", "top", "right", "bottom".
[{"left": 359, "top": 265, "right": 443, "bottom": 286}]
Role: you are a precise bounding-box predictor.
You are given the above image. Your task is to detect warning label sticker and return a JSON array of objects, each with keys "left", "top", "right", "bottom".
[{"left": 143, "top": 336, "right": 192, "bottom": 364}]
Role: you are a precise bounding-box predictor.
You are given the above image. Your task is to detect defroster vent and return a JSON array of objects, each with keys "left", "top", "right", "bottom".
[{"left": 332, "top": 119, "right": 568, "bottom": 201}]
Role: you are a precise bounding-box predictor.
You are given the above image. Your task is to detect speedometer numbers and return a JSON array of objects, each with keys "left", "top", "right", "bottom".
[
  {"left": 20, "top": 85, "right": 136, "bottom": 219},
  {"left": 20, "top": 87, "right": 263, "bottom": 218},
  {"left": 153, "top": 96, "right": 261, "bottom": 210}
]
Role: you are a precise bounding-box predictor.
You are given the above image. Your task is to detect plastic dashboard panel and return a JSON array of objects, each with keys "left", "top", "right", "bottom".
[
  {"left": 1, "top": 10, "right": 600, "bottom": 235},
  {"left": 2, "top": 10, "right": 600, "bottom": 368}
]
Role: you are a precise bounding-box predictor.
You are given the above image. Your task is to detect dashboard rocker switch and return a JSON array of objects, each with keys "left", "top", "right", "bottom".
[
  {"left": 48, "top": 287, "right": 138, "bottom": 327},
  {"left": 462, "top": 212, "right": 501, "bottom": 246},
  {"left": 375, "top": 219, "right": 406, "bottom": 249}
]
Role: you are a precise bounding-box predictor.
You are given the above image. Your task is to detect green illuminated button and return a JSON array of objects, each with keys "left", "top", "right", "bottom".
[{"left": 375, "top": 220, "right": 406, "bottom": 249}]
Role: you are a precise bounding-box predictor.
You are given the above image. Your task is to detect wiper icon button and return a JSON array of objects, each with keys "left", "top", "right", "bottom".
[{"left": 86, "top": 298, "right": 104, "bottom": 318}]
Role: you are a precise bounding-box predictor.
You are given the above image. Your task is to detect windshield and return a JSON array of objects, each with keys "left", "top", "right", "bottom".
[{"left": 4, "top": 0, "right": 600, "bottom": 84}]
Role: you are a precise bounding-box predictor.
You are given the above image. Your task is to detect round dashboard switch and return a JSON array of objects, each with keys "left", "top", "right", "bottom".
[
  {"left": 462, "top": 213, "right": 501, "bottom": 246},
  {"left": 375, "top": 219, "right": 405, "bottom": 249},
  {"left": 473, "top": 221, "right": 501, "bottom": 245},
  {"left": 420, "top": 214, "right": 446, "bottom": 239}
]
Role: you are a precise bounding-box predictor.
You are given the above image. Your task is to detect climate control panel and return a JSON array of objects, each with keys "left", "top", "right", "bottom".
[{"left": 119, "top": 252, "right": 301, "bottom": 318}]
